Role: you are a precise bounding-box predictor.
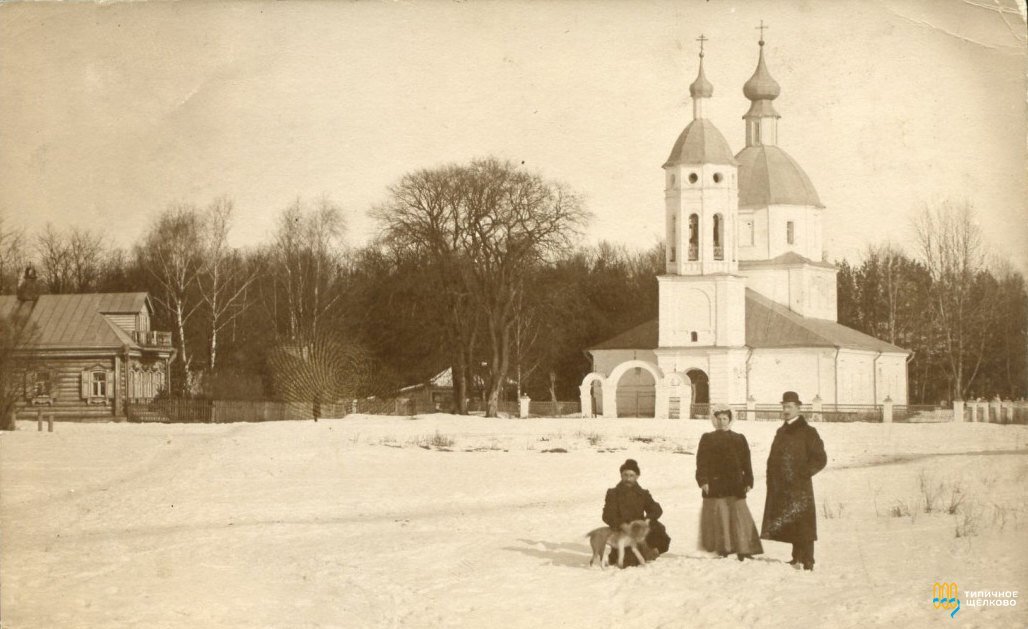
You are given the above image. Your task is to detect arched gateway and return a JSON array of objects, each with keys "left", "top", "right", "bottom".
[{"left": 581, "top": 361, "right": 700, "bottom": 419}]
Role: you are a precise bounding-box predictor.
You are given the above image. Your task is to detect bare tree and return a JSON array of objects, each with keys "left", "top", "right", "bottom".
[
  {"left": 197, "top": 198, "right": 257, "bottom": 372},
  {"left": 0, "top": 214, "right": 26, "bottom": 294},
  {"left": 375, "top": 158, "right": 588, "bottom": 417},
  {"left": 36, "top": 224, "right": 72, "bottom": 293},
  {"left": 912, "top": 200, "right": 993, "bottom": 400},
  {"left": 372, "top": 164, "right": 480, "bottom": 413},
  {"left": 140, "top": 205, "right": 205, "bottom": 393},
  {"left": 67, "top": 227, "right": 106, "bottom": 292},
  {"left": 461, "top": 159, "right": 588, "bottom": 416}
]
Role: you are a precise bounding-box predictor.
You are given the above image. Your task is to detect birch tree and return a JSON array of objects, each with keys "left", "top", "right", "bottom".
[
  {"left": 140, "top": 205, "right": 205, "bottom": 393},
  {"left": 197, "top": 198, "right": 257, "bottom": 372}
]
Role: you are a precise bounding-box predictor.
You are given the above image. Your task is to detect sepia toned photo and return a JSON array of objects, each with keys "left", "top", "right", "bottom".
[{"left": 1, "top": 1, "right": 1026, "bottom": 627}]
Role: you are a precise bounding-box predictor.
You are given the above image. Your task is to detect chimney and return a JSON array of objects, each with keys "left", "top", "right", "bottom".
[{"left": 16, "top": 265, "right": 40, "bottom": 302}]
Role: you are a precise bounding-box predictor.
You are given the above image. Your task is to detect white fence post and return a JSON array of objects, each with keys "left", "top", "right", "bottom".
[
  {"left": 953, "top": 398, "right": 965, "bottom": 423},
  {"left": 812, "top": 394, "right": 823, "bottom": 422},
  {"left": 746, "top": 395, "right": 756, "bottom": 421},
  {"left": 990, "top": 397, "right": 1001, "bottom": 423},
  {"left": 519, "top": 395, "right": 531, "bottom": 419},
  {"left": 882, "top": 396, "right": 893, "bottom": 423}
]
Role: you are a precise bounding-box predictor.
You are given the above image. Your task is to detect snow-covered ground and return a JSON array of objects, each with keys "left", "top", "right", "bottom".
[{"left": 2, "top": 415, "right": 1026, "bottom": 629}]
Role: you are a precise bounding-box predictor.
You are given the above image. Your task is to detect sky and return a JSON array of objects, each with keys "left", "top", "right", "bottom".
[{"left": 1, "top": 0, "right": 1026, "bottom": 272}]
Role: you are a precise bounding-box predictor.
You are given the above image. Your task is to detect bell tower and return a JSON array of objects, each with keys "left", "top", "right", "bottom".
[{"left": 658, "top": 37, "right": 746, "bottom": 351}]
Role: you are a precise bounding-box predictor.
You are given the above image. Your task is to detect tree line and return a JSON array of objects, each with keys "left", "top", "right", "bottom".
[{"left": 1, "top": 164, "right": 1024, "bottom": 412}]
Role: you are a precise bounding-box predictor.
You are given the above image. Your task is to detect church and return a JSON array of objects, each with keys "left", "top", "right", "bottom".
[{"left": 581, "top": 35, "right": 909, "bottom": 419}]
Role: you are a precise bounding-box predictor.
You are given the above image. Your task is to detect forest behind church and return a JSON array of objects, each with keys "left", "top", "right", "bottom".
[{"left": 1, "top": 169, "right": 1025, "bottom": 408}]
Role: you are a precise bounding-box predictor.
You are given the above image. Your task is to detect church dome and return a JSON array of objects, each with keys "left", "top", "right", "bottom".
[
  {"left": 736, "top": 145, "right": 823, "bottom": 208},
  {"left": 742, "top": 43, "right": 780, "bottom": 102},
  {"left": 689, "top": 57, "right": 713, "bottom": 99},
  {"left": 663, "top": 119, "right": 737, "bottom": 168}
]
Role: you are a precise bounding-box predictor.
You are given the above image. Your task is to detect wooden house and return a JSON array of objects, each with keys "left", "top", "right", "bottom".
[{"left": 1, "top": 268, "right": 175, "bottom": 421}]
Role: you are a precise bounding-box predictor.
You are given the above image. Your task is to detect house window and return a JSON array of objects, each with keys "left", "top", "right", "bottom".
[
  {"left": 34, "top": 371, "right": 51, "bottom": 397},
  {"left": 787, "top": 221, "right": 795, "bottom": 245},
  {"left": 91, "top": 371, "right": 107, "bottom": 398},
  {"left": 691, "top": 331, "right": 698, "bottom": 342},
  {"left": 25, "top": 370, "right": 54, "bottom": 402}
]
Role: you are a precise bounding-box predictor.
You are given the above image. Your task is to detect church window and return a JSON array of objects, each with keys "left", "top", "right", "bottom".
[
  {"left": 690, "top": 331, "right": 698, "bottom": 342},
  {"left": 713, "top": 214, "right": 723, "bottom": 260},
  {"left": 688, "top": 173, "right": 698, "bottom": 184},
  {"left": 688, "top": 214, "right": 699, "bottom": 260},
  {"left": 713, "top": 172, "right": 723, "bottom": 184},
  {"left": 787, "top": 221, "right": 795, "bottom": 245},
  {"left": 670, "top": 246, "right": 676, "bottom": 262},
  {"left": 741, "top": 219, "right": 754, "bottom": 246}
]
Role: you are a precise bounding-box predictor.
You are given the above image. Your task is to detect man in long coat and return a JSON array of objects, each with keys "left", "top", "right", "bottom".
[{"left": 760, "top": 391, "right": 827, "bottom": 571}]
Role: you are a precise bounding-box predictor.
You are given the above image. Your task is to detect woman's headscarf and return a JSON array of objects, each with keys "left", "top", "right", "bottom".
[{"left": 710, "top": 403, "right": 733, "bottom": 429}]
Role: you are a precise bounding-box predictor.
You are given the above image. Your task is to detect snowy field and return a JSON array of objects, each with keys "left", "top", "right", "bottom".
[{"left": 2, "top": 415, "right": 1027, "bottom": 629}]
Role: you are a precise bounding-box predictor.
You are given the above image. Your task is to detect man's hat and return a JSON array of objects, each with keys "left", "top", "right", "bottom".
[
  {"left": 619, "top": 458, "right": 640, "bottom": 475},
  {"left": 781, "top": 391, "right": 802, "bottom": 405}
]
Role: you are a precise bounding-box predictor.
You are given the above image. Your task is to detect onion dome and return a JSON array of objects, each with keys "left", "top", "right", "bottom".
[
  {"left": 689, "top": 55, "right": 713, "bottom": 99},
  {"left": 743, "top": 40, "right": 781, "bottom": 119},
  {"left": 743, "top": 41, "right": 780, "bottom": 101}
]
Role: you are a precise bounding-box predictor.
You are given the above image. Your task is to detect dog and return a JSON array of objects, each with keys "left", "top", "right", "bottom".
[{"left": 586, "top": 519, "right": 651, "bottom": 569}]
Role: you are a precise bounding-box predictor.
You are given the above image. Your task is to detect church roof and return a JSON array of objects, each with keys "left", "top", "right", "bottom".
[
  {"left": 663, "top": 119, "right": 737, "bottom": 168},
  {"left": 736, "top": 145, "right": 823, "bottom": 208},
  {"left": 0, "top": 293, "right": 150, "bottom": 349},
  {"left": 739, "top": 252, "right": 836, "bottom": 269},
  {"left": 745, "top": 290, "right": 907, "bottom": 353},
  {"left": 589, "top": 318, "right": 660, "bottom": 351},
  {"left": 588, "top": 290, "right": 907, "bottom": 354}
]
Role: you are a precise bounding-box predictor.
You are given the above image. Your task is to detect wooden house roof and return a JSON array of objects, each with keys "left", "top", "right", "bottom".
[{"left": 0, "top": 293, "right": 151, "bottom": 350}]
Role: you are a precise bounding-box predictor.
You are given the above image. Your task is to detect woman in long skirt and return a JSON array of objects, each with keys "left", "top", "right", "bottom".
[{"left": 696, "top": 405, "right": 763, "bottom": 560}]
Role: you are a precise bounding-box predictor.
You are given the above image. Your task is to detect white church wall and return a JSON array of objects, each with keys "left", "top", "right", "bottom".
[
  {"left": 837, "top": 350, "right": 876, "bottom": 404},
  {"left": 736, "top": 209, "right": 764, "bottom": 260},
  {"left": 655, "top": 351, "right": 710, "bottom": 381},
  {"left": 590, "top": 349, "right": 659, "bottom": 380},
  {"left": 746, "top": 348, "right": 834, "bottom": 405},
  {"left": 799, "top": 265, "right": 838, "bottom": 321},
  {"left": 658, "top": 278, "right": 714, "bottom": 346},
  {"left": 766, "top": 205, "right": 822, "bottom": 261},
  {"left": 876, "top": 353, "right": 909, "bottom": 405},
  {"left": 741, "top": 264, "right": 838, "bottom": 320},
  {"left": 742, "top": 267, "right": 790, "bottom": 308}
]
